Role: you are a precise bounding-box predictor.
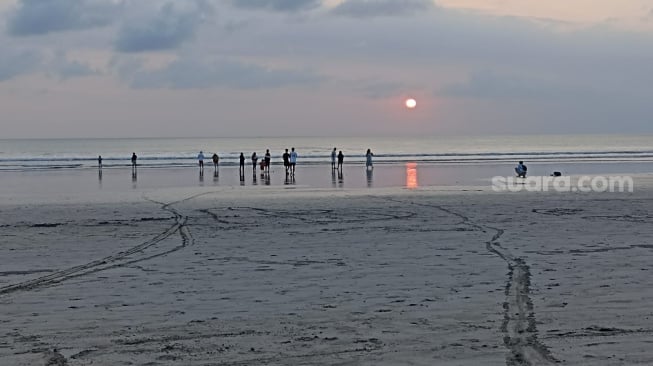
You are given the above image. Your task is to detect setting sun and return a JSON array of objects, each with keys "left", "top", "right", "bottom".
[{"left": 405, "top": 98, "right": 417, "bottom": 109}]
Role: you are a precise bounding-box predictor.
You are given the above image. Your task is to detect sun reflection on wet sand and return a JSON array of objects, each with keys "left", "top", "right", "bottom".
[{"left": 406, "top": 162, "right": 418, "bottom": 189}]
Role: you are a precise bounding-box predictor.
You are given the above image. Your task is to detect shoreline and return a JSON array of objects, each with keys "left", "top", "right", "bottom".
[{"left": 1, "top": 160, "right": 652, "bottom": 206}]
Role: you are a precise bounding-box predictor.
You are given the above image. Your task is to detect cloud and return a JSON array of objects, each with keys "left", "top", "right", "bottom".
[
  {"left": 122, "top": 57, "right": 325, "bottom": 89},
  {"left": 331, "top": 0, "right": 434, "bottom": 18},
  {"left": 49, "top": 51, "right": 99, "bottom": 80},
  {"left": 228, "top": 0, "right": 322, "bottom": 12},
  {"left": 438, "top": 71, "right": 579, "bottom": 100},
  {"left": 353, "top": 80, "right": 407, "bottom": 99},
  {"left": 7, "top": 0, "right": 119, "bottom": 36},
  {"left": 0, "top": 47, "right": 41, "bottom": 81},
  {"left": 115, "top": 2, "right": 208, "bottom": 53}
]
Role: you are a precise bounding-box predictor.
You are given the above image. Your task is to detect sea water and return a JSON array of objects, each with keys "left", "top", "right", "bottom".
[
  {"left": 1, "top": 134, "right": 653, "bottom": 171},
  {"left": 0, "top": 135, "right": 652, "bottom": 200}
]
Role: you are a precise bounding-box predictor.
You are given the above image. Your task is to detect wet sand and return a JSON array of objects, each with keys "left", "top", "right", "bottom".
[{"left": 2, "top": 180, "right": 653, "bottom": 365}]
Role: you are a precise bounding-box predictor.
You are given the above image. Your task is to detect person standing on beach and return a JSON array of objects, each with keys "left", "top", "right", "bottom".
[
  {"left": 289, "top": 147, "right": 297, "bottom": 175},
  {"left": 331, "top": 148, "right": 337, "bottom": 170},
  {"left": 239, "top": 152, "right": 245, "bottom": 174},
  {"left": 338, "top": 150, "right": 344, "bottom": 170},
  {"left": 251, "top": 152, "right": 258, "bottom": 172},
  {"left": 131, "top": 152, "right": 137, "bottom": 168},
  {"left": 282, "top": 149, "right": 290, "bottom": 174},
  {"left": 98, "top": 155, "right": 102, "bottom": 169},
  {"left": 365, "top": 149, "right": 373, "bottom": 169},
  {"left": 198, "top": 151, "right": 205, "bottom": 172},
  {"left": 212, "top": 153, "right": 219, "bottom": 170},
  {"left": 264, "top": 149, "right": 271, "bottom": 172}
]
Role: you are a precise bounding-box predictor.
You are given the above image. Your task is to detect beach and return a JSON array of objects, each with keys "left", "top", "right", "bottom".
[{"left": 2, "top": 172, "right": 653, "bottom": 365}]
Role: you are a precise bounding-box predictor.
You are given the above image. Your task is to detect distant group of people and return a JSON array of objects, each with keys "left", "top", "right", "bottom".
[
  {"left": 236, "top": 148, "right": 299, "bottom": 176},
  {"left": 195, "top": 151, "right": 220, "bottom": 176},
  {"left": 97, "top": 148, "right": 379, "bottom": 175},
  {"left": 242, "top": 149, "right": 271, "bottom": 174},
  {"left": 100, "top": 150, "right": 529, "bottom": 177},
  {"left": 331, "top": 148, "right": 345, "bottom": 170},
  {"left": 99, "top": 150, "right": 536, "bottom": 183},
  {"left": 282, "top": 148, "right": 298, "bottom": 175}
]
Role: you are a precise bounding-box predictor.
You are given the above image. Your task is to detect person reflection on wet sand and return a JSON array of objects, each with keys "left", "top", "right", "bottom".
[
  {"left": 252, "top": 172, "right": 257, "bottom": 185},
  {"left": 213, "top": 168, "right": 219, "bottom": 184},
  {"left": 264, "top": 171, "right": 271, "bottom": 186},
  {"left": 366, "top": 168, "right": 373, "bottom": 188},
  {"left": 338, "top": 169, "right": 344, "bottom": 188},
  {"left": 284, "top": 173, "right": 295, "bottom": 185},
  {"left": 240, "top": 170, "right": 245, "bottom": 186},
  {"left": 331, "top": 169, "right": 336, "bottom": 188},
  {"left": 131, "top": 169, "right": 137, "bottom": 188}
]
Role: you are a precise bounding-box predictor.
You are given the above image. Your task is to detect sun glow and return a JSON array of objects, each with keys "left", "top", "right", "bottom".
[
  {"left": 405, "top": 98, "right": 417, "bottom": 109},
  {"left": 406, "top": 162, "right": 418, "bottom": 189}
]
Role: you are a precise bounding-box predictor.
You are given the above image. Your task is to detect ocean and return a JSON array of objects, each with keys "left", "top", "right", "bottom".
[
  {"left": 1, "top": 134, "right": 653, "bottom": 171},
  {"left": 1, "top": 134, "right": 652, "bottom": 202}
]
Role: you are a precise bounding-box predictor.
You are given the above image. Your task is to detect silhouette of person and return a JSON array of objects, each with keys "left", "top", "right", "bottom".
[
  {"left": 251, "top": 152, "right": 258, "bottom": 172},
  {"left": 198, "top": 151, "right": 205, "bottom": 171},
  {"left": 239, "top": 152, "right": 245, "bottom": 174},
  {"left": 365, "top": 149, "right": 373, "bottom": 169},
  {"left": 130, "top": 152, "right": 137, "bottom": 186},
  {"left": 331, "top": 148, "right": 337, "bottom": 170},
  {"left": 98, "top": 155, "right": 102, "bottom": 169},
  {"left": 289, "top": 147, "right": 297, "bottom": 175},
  {"left": 337, "top": 150, "right": 344, "bottom": 171},
  {"left": 264, "top": 149, "right": 271, "bottom": 172},
  {"left": 212, "top": 153, "right": 219, "bottom": 170},
  {"left": 282, "top": 149, "right": 290, "bottom": 174}
]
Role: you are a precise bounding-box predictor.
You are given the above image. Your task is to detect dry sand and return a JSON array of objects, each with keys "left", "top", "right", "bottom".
[{"left": 1, "top": 182, "right": 653, "bottom": 365}]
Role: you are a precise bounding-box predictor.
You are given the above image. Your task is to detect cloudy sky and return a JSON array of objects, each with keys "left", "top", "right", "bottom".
[{"left": 1, "top": 0, "right": 652, "bottom": 138}]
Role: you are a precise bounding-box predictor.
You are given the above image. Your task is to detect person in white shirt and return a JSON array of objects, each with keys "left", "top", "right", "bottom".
[
  {"left": 289, "top": 147, "right": 298, "bottom": 175},
  {"left": 197, "top": 151, "right": 205, "bottom": 171}
]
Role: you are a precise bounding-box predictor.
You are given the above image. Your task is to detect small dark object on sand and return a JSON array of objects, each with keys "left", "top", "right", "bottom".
[
  {"left": 44, "top": 349, "right": 68, "bottom": 366},
  {"left": 551, "top": 171, "right": 562, "bottom": 177}
]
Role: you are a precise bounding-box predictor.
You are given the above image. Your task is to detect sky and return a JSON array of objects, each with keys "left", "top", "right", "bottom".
[{"left": 1, "top": 0, "right": 652, "bottom": 138}]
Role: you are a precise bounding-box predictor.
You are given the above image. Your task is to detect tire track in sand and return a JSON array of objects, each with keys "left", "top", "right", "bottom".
[
  {"left": 385, "top": 198, "right": 557, "bottom": 365},
  {"left": 0, "top": 193, "right": 203, "bottom": 296}
]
